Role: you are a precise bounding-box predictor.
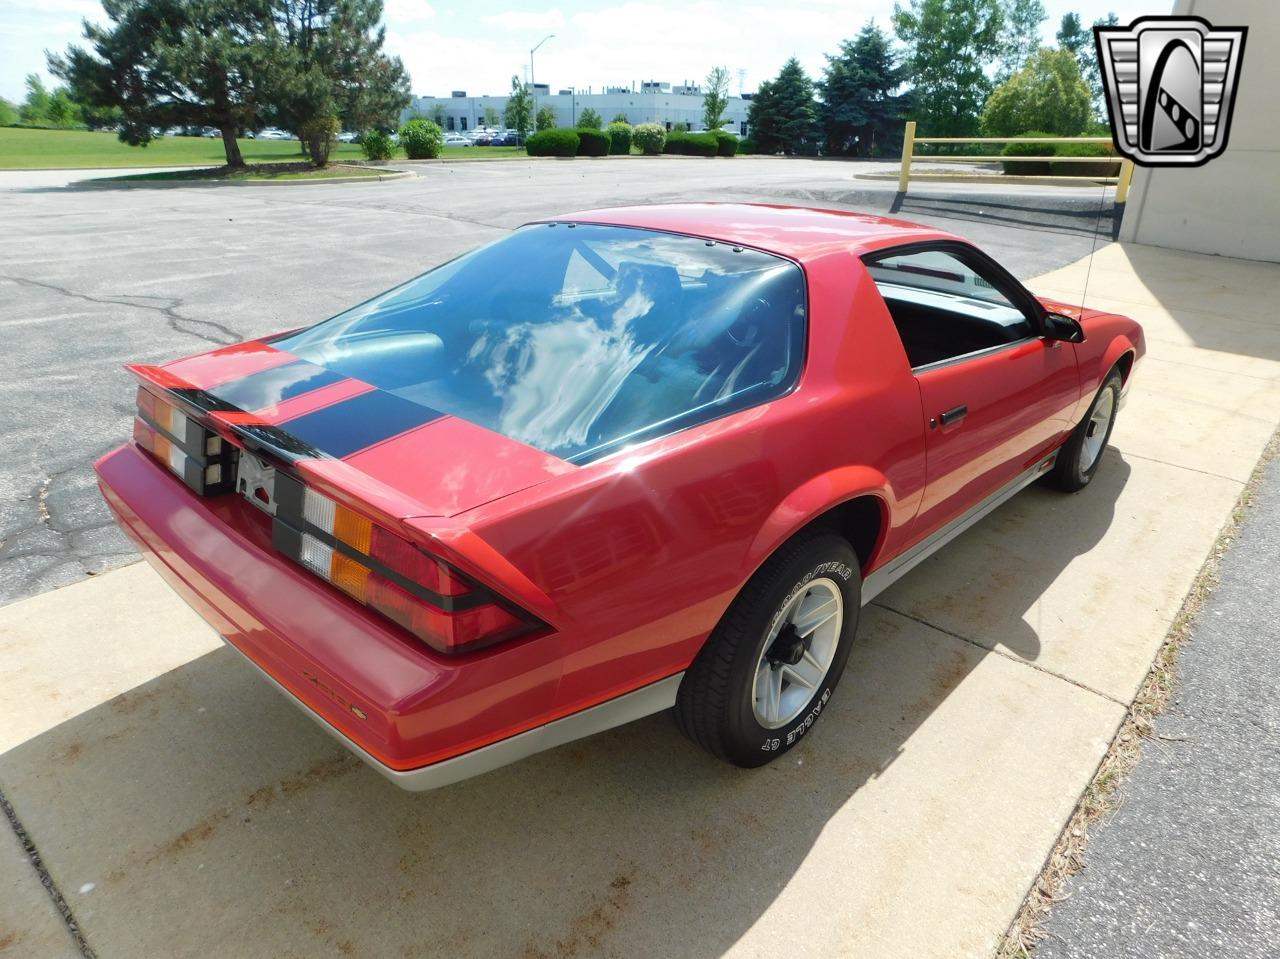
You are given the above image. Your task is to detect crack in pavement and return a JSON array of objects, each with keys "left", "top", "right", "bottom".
[
  {"left": 0, "top": 786, "right": 97, "bottom": 958},
  {"left": 0, "top": 272, "right": 241, "bottom": 346}
]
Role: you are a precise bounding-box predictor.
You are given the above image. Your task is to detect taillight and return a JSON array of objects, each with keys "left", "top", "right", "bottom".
[
  {"left": 271, "top": 474, "right": 543, "bottom": 655},
  {"left": 133, "top": 387, "right": 236, "bottom": 494}
]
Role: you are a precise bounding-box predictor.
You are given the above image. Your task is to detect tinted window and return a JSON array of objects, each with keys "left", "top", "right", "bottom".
[
  {"left": 276, "top": 224, "right": 806, "bottom": 463},
  {"left": 865, "top": 248, "right": 1033, "bottom": 369}
]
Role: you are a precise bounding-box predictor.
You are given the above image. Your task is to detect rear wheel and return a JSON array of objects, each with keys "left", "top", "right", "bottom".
[
  {"left": 1047, "top": 369, "right": 1123, "bottom": 492},
  {"left": 675, "top": 532, "right": 860, "bottom": 767}
]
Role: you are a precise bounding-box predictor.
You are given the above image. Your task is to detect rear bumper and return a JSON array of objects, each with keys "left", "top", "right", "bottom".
[{"left": 95, "top": 444, "right": 667, "bottom": 789}]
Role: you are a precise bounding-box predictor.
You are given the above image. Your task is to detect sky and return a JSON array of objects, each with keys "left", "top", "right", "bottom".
[{"left": 1, "top": 0, "right": 1162, "bottom": 104}]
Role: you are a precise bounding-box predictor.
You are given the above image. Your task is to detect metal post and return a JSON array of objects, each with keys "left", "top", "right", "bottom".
[
  {"left": 898, "top": 121, "right": 916, "bottom": 194},
  {"left": 1115, "top": 158, "right": 1135, "bottom": 204},
  {"left": 530, "top": 34, "right": 555, "bottom": 135}
]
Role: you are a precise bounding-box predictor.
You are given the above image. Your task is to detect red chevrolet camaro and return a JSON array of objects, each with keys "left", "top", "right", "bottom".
[{"left": 96, "top": 204, "right": 1143, "bottom": 789}]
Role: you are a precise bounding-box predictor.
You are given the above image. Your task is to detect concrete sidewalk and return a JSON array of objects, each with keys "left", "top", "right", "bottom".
[{"left": 1, "top": 241, "right": 1278, "bottom": 958}]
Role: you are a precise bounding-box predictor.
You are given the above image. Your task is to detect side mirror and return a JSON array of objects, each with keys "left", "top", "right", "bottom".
[{"left": 1044, "top": 312, "right": 1086, "bottom": 343}]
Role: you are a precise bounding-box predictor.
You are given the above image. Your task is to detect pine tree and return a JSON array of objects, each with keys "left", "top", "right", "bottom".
[
  {"left": 892, "top": 0, "right": 1004, "bottom": 137},
  {"left": 819, "top": 22, "right": 905, "bottom": 157},
  {"left": 749, "top": 58, "right": 817, "bottom": 154}
]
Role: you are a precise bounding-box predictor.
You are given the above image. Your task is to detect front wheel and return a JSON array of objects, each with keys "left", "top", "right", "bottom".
[
  {"left": 674, "top": 532, "right": 860, "bottom": 767},
  {"left": 1047, "top": 369, "right": 1123, "bottom": 492}
]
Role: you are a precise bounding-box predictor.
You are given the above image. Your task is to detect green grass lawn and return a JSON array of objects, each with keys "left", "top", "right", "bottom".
[{"left": 0, "top": 127, "right": 526, "bottom": 169}]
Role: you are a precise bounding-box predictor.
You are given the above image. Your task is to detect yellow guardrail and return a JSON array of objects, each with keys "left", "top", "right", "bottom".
[{"left": 897, "top": 121, "right": 1135, "bottom": 202}]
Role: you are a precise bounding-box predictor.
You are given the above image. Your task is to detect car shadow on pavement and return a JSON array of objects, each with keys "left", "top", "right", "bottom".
[
  {"left": 0, "top": 454, "right": 1132, "bottom": 958},
  {"left": 874, "top": 450, "right": 1132, "bottom": 667}
]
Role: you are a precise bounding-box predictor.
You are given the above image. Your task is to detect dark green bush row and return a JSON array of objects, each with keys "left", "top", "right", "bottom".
[
  {"left": 606, "top": 122, "right": 632, "bottom": 155},
  {"left": 526, "top": 128, "right": 579, "bottom": 157},
  {"left": 1001, "top": 133, "right": 1120, "bottom": 176},
  {"left": 663, "top": 131, "right": 719, "bottom": 156},
  {"left": 713, "top": 130, "right": 739, "bottom": 157},
  {"left": 576, "top": 128, "right": 610, "bottom": 157}
]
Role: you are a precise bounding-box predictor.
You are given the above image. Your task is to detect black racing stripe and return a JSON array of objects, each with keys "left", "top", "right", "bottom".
[
  {"left": 233, "top": 423, "right": 328, "bottom": 460},
  {"left": 278, "top": 390, "right": 443, "bottom": 458},
  {"left": 210, "top": 360, "right": 346, "bottom": 412}
]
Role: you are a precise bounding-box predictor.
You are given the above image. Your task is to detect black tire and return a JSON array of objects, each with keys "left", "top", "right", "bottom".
[
  {"left": 674, "top": 531, "right": 861, "bottom": 767},
  {"left": 1047, "top": 369, "right": 1123, "bottom": 492}
]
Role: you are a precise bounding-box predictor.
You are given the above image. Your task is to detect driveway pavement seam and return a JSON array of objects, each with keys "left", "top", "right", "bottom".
[
  {"left": 0, "top": 786, "right": 96, "bottom": 958},
  {"left": 873, "top": 603, "right": 1128, "bottom": 706},
  {"left": 1118, "top": 452, "right": 1246, "bottom": 484}
]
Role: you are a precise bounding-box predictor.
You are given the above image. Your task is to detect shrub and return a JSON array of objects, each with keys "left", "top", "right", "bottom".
[
  {"left": 576, "top": 128, "right": 610, "bottom": 157},
  {"left": 606, "top": 121, "right": 632, "bottom": 155},
  {"left": 738, "top": 137, "right": 757, "bottom": 155},
  {"left": 526, "top": 128, "right": 580, "bottom": 157},
  {"left": 1001, "top": 133, "right": 1055, "bottom": 175},
  {"left": 663, "top": 131, "right": 718, "bottom": 157},
  {"left": 301, "top": 116, "right": 340, "bottom": 167},
  {"left": 398, "top": 118, "right": 444, "bottom": 159},
  {"left": 360, "top": 129, "right": 396, "bottom": 161},
  {"left": 1051, "top": 141, "right": 1121, "bottom": 177},
  {"left": 633, "top": 122, "right": 666, "bottom": 155},
  {"left": 713, "top": 130, "right": 738, "bottom": 157},
  {"left": 611, "top": 112, "right": 629, "bottom": 123}
]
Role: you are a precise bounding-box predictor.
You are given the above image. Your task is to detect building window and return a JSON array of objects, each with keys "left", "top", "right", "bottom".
[
  {"left": 460, "top": 116, "right": 468, "bottom": 130},
  {"left": 665, "top": 121, "right": 671, "bottom": 131},
  {"left": 447, "top": 116, "right": 455, "bottom": 131},
  {"left": 740, "top": 121, "right": 747, "bottom": 136}
]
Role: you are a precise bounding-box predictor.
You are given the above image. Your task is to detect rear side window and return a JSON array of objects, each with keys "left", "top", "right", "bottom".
[
  {"left": 277, "top": 224, "right": 807, "bottom": 463},
  {"left": 865, "top": 248, "right": 1034, "bottom": 369}
]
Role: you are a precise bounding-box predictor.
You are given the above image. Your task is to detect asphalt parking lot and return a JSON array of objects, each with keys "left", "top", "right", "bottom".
[
  {"left": 2, "top": 159, "right": 1278, "bottom": 958},
  {"left": 0, "top": 158, "right": 1116, "bottom": 603}
]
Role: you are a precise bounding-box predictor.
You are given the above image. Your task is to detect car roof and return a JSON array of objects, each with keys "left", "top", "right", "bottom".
[{"left": 543, "top": 203, "right": 961, "bottom": 262}]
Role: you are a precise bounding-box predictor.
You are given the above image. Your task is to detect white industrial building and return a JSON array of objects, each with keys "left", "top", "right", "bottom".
[{"left": 405, "top": 82, "right": 752, "bottom": 136}]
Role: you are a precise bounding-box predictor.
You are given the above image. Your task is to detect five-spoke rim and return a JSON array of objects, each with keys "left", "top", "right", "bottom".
[
  {"left": 1081, "top": 386, "right": 1116, "bottom": 471},
  {"left": 752, "top": 577, "right": 843, "bottom": 729}
]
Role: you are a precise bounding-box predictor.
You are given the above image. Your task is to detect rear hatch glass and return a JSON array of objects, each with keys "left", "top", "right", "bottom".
[{"left": 273, "top": 223, "right": 807, "bottom": 465}]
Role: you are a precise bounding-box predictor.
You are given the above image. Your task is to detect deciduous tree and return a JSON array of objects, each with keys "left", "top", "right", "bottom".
[
  {"left": 998, "top": 0, "right": 1047, "bottom": 80},
  {"left": 892, "top": 0, "right": 1004, "bottom": 137},
  {"left": 703, "top": 66, "right": 730, "bottom": 131},
  {"left": 980, "top": 47, "right": 1091, "bottom": 136},
  {"left": 504, "top": 76, "right": 532, "bottom": 136},
  {"left": 577, "top": 107, "right": 603, "bottom": 129},
  {"left": 536, "top": 105, "right": 557, "bottom": 130}
]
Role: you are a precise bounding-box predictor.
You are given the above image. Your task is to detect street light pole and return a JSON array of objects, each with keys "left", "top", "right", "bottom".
[{"left": 530, "top": 33, "right": 555, "bottom": 132}]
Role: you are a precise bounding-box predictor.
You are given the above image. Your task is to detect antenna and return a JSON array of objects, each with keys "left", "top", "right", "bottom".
[{"left": 1077, "top": 177, "right": 1113, "bottom": 318}]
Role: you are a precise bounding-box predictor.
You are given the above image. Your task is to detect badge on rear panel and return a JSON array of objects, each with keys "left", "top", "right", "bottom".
[{"left": 1095, "top": 16, "right": 1247, "bottom": 167}]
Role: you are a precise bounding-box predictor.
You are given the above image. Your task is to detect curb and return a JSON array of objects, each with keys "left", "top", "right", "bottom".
[
  {"left": 75, "top": 167, "right": 415, "bottom": 189},
  {"left": 855, "top": 172, "right": 1117, "bottom": 188}
]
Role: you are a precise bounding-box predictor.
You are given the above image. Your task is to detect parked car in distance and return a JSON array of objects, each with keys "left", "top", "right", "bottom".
[
  {"left": 337, "top": 131, "right": 360, "bottom": 143},
  {"left": 443, "top": 134, "right": 470, "bottom": 147},
  {"left": 258, "top": 128, "right": 291, "bottom": 140},
  {"left": 472, "top": 133, "right": 492, "bottom": 146},
  {"left": 96, "top": 204, "right": 1144, "bottom": 792}
]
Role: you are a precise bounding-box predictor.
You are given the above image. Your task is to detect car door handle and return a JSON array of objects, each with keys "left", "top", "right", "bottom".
[{"left": 937, "top": 405, "right": 968, "bottom": 427}]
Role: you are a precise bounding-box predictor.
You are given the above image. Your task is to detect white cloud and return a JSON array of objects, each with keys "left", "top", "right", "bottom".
[
  {"left": 384, "top": 0, "right": 435, "bottom": 24},
  {"left": 479, "top": 9, "right": 566, "bottom": 31}
]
